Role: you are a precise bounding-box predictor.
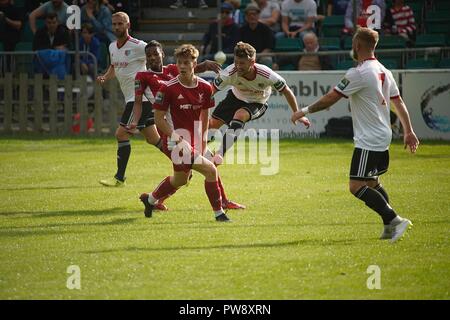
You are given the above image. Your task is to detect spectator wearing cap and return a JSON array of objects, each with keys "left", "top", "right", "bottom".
[
  {"left": 280, "top": 0, "right": 317, "bottom": 39},
  {"left": 201, "top": 2, "right": 240, "bottom": 61},
  {"left": 29, "top": 0, "right": 69, "bottom": 34},
  {"left": 239, "top": 3, "right": 275, "bottom": 67}
]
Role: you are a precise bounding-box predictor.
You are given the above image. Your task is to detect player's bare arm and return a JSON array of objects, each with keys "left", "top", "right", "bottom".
[
  {"left": 127, "top": 93, "right": 143, "bottom": 132},
  {"left": 281, "top": 86, "right": 311, "bottom": 127},
  {"left": 292, "top": 89, "right": 342, "bottom": 122},
  {"left": 391, "top": 96, "right": 419, "bottom": 153},
  {"left": 194, "top": 60, "right": 221, "bottom": 74},
  {"left": 96, "top": 64, "right": 115, "bottom": 84}
]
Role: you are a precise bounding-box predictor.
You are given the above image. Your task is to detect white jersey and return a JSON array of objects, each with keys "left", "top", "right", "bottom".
[
  {"left": 334, "top": 58, "right": 400, "bottom": 152},
  {"left": 109, "top": 36, "right": 147, "bottom": 103},
  {"left": 213, "top": 63, "right": 287, "bottom": 104}
]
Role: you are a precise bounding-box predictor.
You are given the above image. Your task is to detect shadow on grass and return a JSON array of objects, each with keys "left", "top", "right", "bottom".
[
  {"left": 0, "top": 218, "right": 137, "bottom": 239},
  {"left": 0, "top": 185, "right": 106, "bottom": 191},
  {"left": 0, "top": 218, "right": 138, "bottom": 235},
  {"left": 84, "top": 238, "right": 357, "bottom": 254},
  {"left": 0, "top": 207, "right": 130, "bottom": 218}
]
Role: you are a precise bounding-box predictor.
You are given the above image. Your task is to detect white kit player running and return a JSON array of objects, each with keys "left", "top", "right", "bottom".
[
  {"left": 97, "top": 12, "right": 162, "bottom": 190},
  {"left": 292, "top": 27, "right": 420, "bottom": 243}
]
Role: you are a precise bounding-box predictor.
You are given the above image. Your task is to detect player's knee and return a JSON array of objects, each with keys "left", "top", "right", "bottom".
[
  {"left": 349, "top": 180, "right": 364, "bottom": 195},
  {"left": 204, "top": 165, "right": 218, "bottom": 180},
  {"left": 115, "top": 126, "right": 129, "bottom": 140},
  {"left": 233, "top": 110, "right": 250, "bottom": 122},
  {"left": 209, "top": 118, "right": 223, "bottom": 129}
]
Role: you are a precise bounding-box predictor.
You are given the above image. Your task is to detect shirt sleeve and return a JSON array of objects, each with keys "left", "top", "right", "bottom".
[
  {"left": 334, "top": 68, "right": 364, "bottom": 98},
  {"left": 306, "top": 1, "right": 318, "bottom": 18},
  {"left": 212, "top": 67, "right": 232, "bottom": 91},
  {"left": 134, "top": 72, "right": 146, "bottom": 96},
  {"left": 153, "top": 84, "right": 170, "bottom": 111},
  {"left": 270, "top": 71, "right": 287, "bottom": 92}
]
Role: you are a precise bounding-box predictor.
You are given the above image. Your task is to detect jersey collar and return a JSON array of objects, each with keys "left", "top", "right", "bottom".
[{"left": 116, "top": 35, "right": 131, "bottom": 50}]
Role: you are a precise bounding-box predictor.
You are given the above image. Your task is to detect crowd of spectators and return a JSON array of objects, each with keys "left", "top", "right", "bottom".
[{"left": 0, "top": 0, "right": 135, "bottom": 77}]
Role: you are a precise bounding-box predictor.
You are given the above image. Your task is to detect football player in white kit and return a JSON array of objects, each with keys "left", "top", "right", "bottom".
[
  {"left": 292, "top": 27, "right": 420, "bottom": 243},
  {"left": 97, "top": 12, "right": 156, "bottom": 188}
]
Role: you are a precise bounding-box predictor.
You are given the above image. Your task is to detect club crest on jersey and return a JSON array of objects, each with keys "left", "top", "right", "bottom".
[
  {"left": 124, "top": 50, "right": 131, "bottom": 56},
  {"left": 134, "top": 80, "right": 141, "bottom": 90},
  {"left": 155, "top": 91, "right": 164, "bottom": 103},
  {"left": 337, "top": 78, "right": 350, "bottom": 90},
  {"left": 258, "top": 83, "right": 265, "bottom": 88},
  {"left": 198, "top": 93, "right": 204, "bottom": 103}
]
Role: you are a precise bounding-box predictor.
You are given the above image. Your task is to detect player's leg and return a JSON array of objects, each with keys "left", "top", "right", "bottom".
[
  {"left": 138, "top": 101, "right": 163, "bottom": 150},
  {"left": 349, "top": 148, "right": 411, "bottom": 242},
  {"left": 99, "top": 102, "right": 135, "bottom": 187},
  {"left": 217, "top": 174, "right": 246, "bottom": 209},
  {"left": 139, "top": 170, "right": 190, "bottom": 218},
  {"left": 218, "top": 108, "right": 250, "bottom": 157},
  {"left": 217, "top": 101, "right": 268, "bottom": 158},
  {"left": 192, "top": 156, "right": 230, "bottom": 222}
]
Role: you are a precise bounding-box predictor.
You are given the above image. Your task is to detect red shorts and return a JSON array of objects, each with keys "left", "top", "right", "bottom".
[{"left": 161, "top": 136, "right": 202, "bottom": 173}]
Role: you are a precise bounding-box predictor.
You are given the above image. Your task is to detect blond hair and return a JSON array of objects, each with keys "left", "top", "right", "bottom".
[
  {"left": 112, "top": 11, "right": 130, "bottom": 24},
  {"left": 353, "top": 27, "right": 379, "bottom": 50},
  {"left": 174, "top": 44, "right": 199, "bottom": 60},
  {"left": 234, "top": 41, "right": 256, "bottom": 60}
]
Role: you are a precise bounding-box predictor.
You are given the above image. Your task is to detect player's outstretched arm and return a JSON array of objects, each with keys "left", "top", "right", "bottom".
[
  {"left": 392, "top": 96, "right": 419, "bottom": 153},
  {"left": 195, "top": 60, "right": 221, "bottom": 74},
  {"left": 292, "top": 89, "right": 342, "bottom": 122},
  {"left": 281, "top": 86, "right": 311, "bottom": 127},
  {"left": 96, "top": 64, "right": 115, "bottom": 84}
]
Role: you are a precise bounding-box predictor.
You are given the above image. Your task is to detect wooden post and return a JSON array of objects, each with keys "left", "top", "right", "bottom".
[
  {"left": 94, "top": 82, "right": 103, "bottom": 136},
  {"left": 48, "top": 75, "right": 58, "bottom": 134},
  {"left": 19, "top": 73, "right": 28, "bottom": 134},
  {"left": 79, "top": 76, "right": 88, "bottom": 135},
  {"left": 34, "top": 73, "right": 43, "bottom": 133},
  {"left": 64, "top": 74, "right": 73, "bottom": 135},
  {"left": 4, "top": 73, "right": 13, "bottom": 133}
]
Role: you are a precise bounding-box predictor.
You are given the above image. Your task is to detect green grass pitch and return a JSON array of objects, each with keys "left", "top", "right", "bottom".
[{"left": 0, "top": 137, "right": 449, "bottom": 299}]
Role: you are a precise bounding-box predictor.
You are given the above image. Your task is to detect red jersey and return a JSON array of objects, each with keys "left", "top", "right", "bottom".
[
  {"left": 153, "top": 76, "right": 214, "bottom": 147},
  {"left": 134, "top": 64, "right": 179, "bottom": 103}
]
